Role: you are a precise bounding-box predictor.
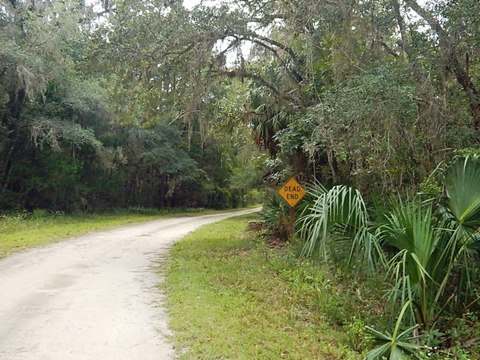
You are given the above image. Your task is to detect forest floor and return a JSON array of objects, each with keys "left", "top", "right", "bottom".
[{"left": 0, "top": 209, "right": 258, "bottom": 360}]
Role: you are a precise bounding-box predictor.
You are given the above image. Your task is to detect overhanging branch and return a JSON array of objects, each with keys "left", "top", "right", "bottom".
[
  {"left": 404, "top": 0, "right": 480, "bottom": 129},
  {"left": 213, "top": 69, "right": 302, "bottom": 107}
]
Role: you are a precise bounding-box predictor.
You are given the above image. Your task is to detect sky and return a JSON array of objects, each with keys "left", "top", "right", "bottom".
[{"left": 183, "top": 0, "right": 208, "bottom": 10}]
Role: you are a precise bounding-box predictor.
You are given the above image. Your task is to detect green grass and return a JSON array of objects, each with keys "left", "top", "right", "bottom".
[
  {"left": 0, "top": 208, "right": 246, "bottom": 259},
  {"left": 163, "top": 215, "right": 374, "bottom": 359}
]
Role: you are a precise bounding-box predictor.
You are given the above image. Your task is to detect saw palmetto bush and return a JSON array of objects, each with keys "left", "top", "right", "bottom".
[
  {"left": 261, "top": 181, "right": 326, "bottom": 240},
  {"left": 297, "top": 183, "right": 384, "bottom": 272},
  {"left": 381, "top": 203, "right": 453, "bottom": 330},
  {"left": 298, "top": 156, "right": 480, "bottom": 333},
  {"left": 260, "top": 194, "right": 291, "bottom": 239}
]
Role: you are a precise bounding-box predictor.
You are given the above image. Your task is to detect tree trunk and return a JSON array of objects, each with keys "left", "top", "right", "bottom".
[
  {"left": 1, "top": 89, "right": 26, "bottom": 191},
  {"left": 404, "top": 0, "right": 480, "bottom": 130},
  {"left": 446, "top": 53, "right": 480, "bottom": 129}
]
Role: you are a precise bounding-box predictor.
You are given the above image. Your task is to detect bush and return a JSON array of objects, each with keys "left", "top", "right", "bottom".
[{"left": 260, "top": 194, "right": 291, "bottom": 239}]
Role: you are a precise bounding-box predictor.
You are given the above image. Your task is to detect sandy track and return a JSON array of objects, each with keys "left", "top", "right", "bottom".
[{"left": 0, "top": 209, "right": 259, "bottom": 360}]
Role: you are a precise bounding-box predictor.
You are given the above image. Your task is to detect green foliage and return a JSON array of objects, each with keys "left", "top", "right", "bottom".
[
  {"left": 382, "top": 202, "right": 449, "bottom": 328},
  {"left": 260, "top": 193, "right": 290, "bottom": 239},
  {"left": 164, "top": 215, "right": 363, "bottom": 359},
  {"left": 366, "top": 301, "right": 426, "bottom": 360},
  {"left": 1, "top": 0, "right": 480, "bottom": 352},
  {"left": 0, "top": 0, "right": 265, "bottom": 212},
  {"left": 30, "top": 118, "right": 103, "bottom": 151},
  {"left": 274, "top": 114, "right": 320, "bottom": 159},
  {"left": 346, "top": 317, "right": 374, "bottom": 354},
  {"left": 3, "top": 0, "right": 480, "bottom": 212},
  {"left": 418, "top": 177, "right": 442, "bottom": 198},
  {"left": 306, "top": 65, "right": 420, "bottom": 189},
  {"left": 297, "top": 182, "right": 384, "bottom": 271},
  {"left": 444, "top": 156, "right": 480, "bottom": 231},
  {"left": 298, "top": 157, "right": 480, "bottom": 340}
]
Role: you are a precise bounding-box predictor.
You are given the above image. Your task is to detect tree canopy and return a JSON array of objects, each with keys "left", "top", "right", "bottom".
[{"left": 1, "top": 0, "right": 479, "bottom": 210}]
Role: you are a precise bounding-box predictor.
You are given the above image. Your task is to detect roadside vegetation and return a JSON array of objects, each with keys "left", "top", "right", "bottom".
[
  {"left": 3, "top": 1, "right": 480, "bottom": 358},
  {"left": 261, "top": 154, "right": 480, "bottom": 359},
  {"left": 164, "top": 214, "right": 386, "bottom": 359}
]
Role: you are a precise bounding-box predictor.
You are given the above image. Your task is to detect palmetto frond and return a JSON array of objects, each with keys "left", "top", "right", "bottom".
[
  {"left": 442, "top": 156, "right": 480, "bottom": 295},
  {"left": 366, "top": 301, "right": 426, "bottom": 360},
  {"left": 297, "top": 183, "right": 383, "bottom": 272},
  {"left": 298, "top": 157, "right": 480, "bottom": 330},
  {"left": 445, "top": 156, "right": 480, "bottom": 230}
]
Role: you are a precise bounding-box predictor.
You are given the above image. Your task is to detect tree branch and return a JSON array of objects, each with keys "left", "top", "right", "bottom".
[
  {"left": 404, "top": 0, "right": 480, "bottom": 129},
  {"left": 0, "top": 66, "right": 7, "bottom": 78},
  {"left": 255, "top": 35, "right": 304, "bottom": 72},
  {"left": 235, "top": 36, "right": 303, "bottom": 85},
  {"left": 380, "top": 40, "right": 399, "bottom": 58},
  {"left": 213, "top": 69, "right": 302, "bottom": 107}
]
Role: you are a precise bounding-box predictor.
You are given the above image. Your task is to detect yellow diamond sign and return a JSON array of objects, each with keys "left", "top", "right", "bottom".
[{"left": 278, "top": 177, "right": 306, "bottom": 207}]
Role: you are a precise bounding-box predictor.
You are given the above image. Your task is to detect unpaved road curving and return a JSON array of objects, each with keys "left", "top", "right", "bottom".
[{"left": 0, "top": 209, "right": 259, "bottom": 360}]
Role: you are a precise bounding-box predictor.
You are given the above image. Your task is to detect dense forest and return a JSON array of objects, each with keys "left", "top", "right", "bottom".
[
  {"left": 0, "top": 0, "right": 267, "bottom": 211},
  {"left": 1, "top": 0, "right": 479, "bottom": 212},
  {"left": 2, "top": 0, "right": 480, "bottom": 357}
]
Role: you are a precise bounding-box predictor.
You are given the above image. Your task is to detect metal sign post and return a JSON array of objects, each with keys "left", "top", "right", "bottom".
[{"left": 278, "top": 177, "right": 307, "bottom": 236}]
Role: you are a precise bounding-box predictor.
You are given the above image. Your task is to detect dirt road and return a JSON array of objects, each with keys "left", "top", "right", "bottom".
[{"left": 0, "top": 209, "right": 259, "bottom": 360}]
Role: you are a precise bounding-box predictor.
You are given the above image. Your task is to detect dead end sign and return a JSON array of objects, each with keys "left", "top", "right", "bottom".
[{"left": 278, "top": 177, "right": 306, "bottom": 207}]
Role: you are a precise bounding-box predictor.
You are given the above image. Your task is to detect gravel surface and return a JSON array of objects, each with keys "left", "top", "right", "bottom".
[{"left": 0, "top": 209, "right": 259, "bottom": 360}]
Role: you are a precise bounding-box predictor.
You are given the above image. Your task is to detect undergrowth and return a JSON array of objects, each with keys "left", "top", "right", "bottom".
[{"left": 163, "top": 214, "right": 388, "bottom": 359}]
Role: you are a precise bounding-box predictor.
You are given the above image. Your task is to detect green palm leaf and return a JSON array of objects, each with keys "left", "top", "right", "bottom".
[
  {"left": 443, "top": 156, "right": 480, "bottom": 295},
  {"left": 365, "top": 301, "right": 425, "bottom": 360},
  {"left": 297, "top": 183, "right": 383, "bottom": 271},
  {"left": 445, "top": 156, "right": 480, "bottom": 229}
]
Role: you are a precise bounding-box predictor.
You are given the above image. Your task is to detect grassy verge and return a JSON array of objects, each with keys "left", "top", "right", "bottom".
[
  {"left": 0, "top": 207, "right": 251, "bottom": 259},
  {"left": 164, "top": 215, "right": 380, "bottom": 359}
]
